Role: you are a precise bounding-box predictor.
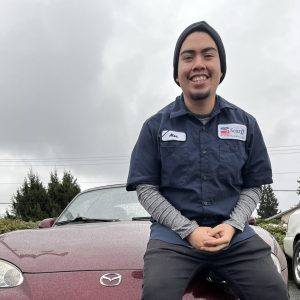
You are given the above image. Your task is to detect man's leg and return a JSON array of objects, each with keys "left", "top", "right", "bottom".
[
  {"left": 214, "top": 235, "right": 289, "bottom": 300},
  {"left": 142, "top": 239, "right": 205, "bottom": 300}
]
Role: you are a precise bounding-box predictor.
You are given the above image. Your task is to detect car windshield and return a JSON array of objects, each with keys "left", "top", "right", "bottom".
[{"left": 55, "top": 186, "right": 150, "bottom": 224}]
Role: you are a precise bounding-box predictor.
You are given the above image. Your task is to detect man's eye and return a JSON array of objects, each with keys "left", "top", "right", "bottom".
[
  {"left": 183, "top": 56, "right": 192, "bottom": 61},
  {"left": 204, "top": 54, "right": 214, "bottom": 59}
]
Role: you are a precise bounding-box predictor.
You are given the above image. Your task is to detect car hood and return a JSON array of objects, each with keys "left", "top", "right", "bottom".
[{"left": 0, "top": 221, "right": 150, "bottom": 273}]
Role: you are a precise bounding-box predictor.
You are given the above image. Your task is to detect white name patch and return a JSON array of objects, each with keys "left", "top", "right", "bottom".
[
  {"left": 162, "top": 130, "right": 186, "bottom": 142},
  {"left": 218, "top": 124, "right": 247, "bottom": 141}
]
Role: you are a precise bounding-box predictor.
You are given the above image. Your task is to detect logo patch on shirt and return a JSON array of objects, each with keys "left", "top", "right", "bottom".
[
  {"left": 218, "top": 124, "right": 247, "bottom": 141},
  {"left": 162, "top": 130, "right": 186, "bottom": 142}
]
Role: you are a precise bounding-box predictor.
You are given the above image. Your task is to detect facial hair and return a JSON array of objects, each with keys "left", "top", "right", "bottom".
[{"left": 189, "top": 90, "right": 210, "bottom": 101}]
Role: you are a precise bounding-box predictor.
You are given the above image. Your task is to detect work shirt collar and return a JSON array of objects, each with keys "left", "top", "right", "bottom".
[{"left": 170, "top": 94, "right": 236, "bottom": 119}]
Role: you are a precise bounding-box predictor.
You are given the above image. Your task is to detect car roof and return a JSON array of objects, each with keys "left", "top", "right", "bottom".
[{"left": 77, "top": 183, "right": 126, "bottom": 195}]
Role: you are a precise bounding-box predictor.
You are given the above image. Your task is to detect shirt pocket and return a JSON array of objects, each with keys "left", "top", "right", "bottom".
[
  {"left": 218, "top": 140, "right": 245, "bottom": 183},
  {"left": 160, "top": 141, "right": 189, "bottom": 186}
]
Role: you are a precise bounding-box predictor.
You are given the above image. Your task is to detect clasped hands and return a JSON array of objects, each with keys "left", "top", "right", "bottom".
[{"left": 187, "top": 224, "right": 236, "bottom": 252}]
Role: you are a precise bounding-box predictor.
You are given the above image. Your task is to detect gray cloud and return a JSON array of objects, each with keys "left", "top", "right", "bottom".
[{"left": 0, "top": 0, "right": 300, "bottom": 213}]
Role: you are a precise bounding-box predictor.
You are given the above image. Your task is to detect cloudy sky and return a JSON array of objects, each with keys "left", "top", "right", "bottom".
[{"left": 0, "top": 0, "right": 300, "bottom": 216}]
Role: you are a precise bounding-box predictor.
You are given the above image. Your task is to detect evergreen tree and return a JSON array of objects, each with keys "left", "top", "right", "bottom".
[
  {"left": 47, "top": 170, "right": 81, "bottom": 216},
  {"left": 257, "top": 184, "right": 280, "bottom": 218},
  {"left": 11, "top": 170, "right": 49, "bottom": 221},
  {"left": 9, "top": 169, "right": 81, "bottom": 221},
  {"left": 46, "top": 171, "right": 62, "bottom": 217}
]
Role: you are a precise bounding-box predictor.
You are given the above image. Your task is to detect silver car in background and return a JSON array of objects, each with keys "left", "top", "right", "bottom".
[{"left": 284, "top": 208, "right": 300, "bottom": 288}]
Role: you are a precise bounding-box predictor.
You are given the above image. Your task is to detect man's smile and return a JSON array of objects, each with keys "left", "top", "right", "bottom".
[{"left": 189, "top": 74, "right": 209, "bottom": 83}]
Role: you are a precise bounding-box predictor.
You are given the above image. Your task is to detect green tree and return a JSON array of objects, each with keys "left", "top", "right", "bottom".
[
  {"left": 257, "top": 184, "right": 280, "bottom": 219},
  {"left": 47, "top": 170, "right": 81, "bottom": 216},
  {"left": 11, "top": 170, "right": 49, "bottom": 221},
  {"left": 46, "top": 171, "right": 62, "bottom": 217},
  {"left": 8, "top": 169, "right": 81, "bottom": 221}
]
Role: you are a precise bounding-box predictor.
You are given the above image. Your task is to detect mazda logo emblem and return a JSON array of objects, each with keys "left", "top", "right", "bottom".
[{"left": 100, "top": 273, "right": 122, "bottom": 287}]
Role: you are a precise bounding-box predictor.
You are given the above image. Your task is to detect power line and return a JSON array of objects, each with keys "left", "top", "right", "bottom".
[
  {"left": 0, "top": 162, "right": 129, "bottom": 167},
  {"left": 273, "top": 189, "right": 297, "bottom": 192},
  {"left": 269, "top": 152, "right": 300, "bottom": 156},
  {"left": 267, "top": 144, "right": 300, "bottom": 148},
  {"left": 0, "top": 144, "right": 300, "bottom": 167},
  {"left": 0, "top": 155, "right": 130, "bottom": 167},
  {"left": 0, "top": 156, "right": 128, "bottom": 163},
  {"left": 267, "top": 144, "right": 300, "bottom": 156},
  {"left": 0, "top": 174, "right": 298, "bottom": 185},
  {"left": 0, "top": 179, "right": 125, "bottom": 185},
  {"left": 273, "top": 172, "right": 300, "bottom": 175},
  {"left": 0, "top": 154, "right": 129, "bottom": 161},
  {"left": 269, "top": 151, "right": 300, "bottom": 156}
]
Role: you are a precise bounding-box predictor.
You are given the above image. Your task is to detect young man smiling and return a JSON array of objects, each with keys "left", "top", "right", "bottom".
[
  {"left": 177, "top": 31, "right": 222, "bottom": 115},
  {"left": 127, "top": 21, "right": 289, "bottom": 299}
]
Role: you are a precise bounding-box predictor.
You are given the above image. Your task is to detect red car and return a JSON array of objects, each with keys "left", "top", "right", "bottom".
[{"left": 0, "top": 185, "right": 288, "bottom": 299}]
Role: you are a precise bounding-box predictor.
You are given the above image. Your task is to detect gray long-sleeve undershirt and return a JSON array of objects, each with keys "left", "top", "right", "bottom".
[{"left": 136, "top": 184, "right": 262, "bottom": 239}]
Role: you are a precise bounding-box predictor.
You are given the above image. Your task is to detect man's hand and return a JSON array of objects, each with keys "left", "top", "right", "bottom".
[
  {"left": 186, "top": 226, "right": 218, "bottom": 250},
  {"left": 200, "top": 224, "right": 236, "bottom": 252}
]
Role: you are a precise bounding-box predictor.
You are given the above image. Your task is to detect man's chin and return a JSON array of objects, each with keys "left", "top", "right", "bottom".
[{"left": 189, "top": 91, "right": 210, "bottom": 101}]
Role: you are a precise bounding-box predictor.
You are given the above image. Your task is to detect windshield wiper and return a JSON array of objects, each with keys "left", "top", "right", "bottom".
[
  {"left": 55, "top": 216, "right": 120, "bottom": 226},
  {"left": 132, "top": 216, "right": 151, "bottom": 221}
]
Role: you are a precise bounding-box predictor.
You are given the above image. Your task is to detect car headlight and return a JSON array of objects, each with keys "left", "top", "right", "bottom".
[
  {"left": 270, "top": 253, "right": 281, "bottom": 274},
  {"left": 0, "top": 260, "right": 23, "bottom": 288}
]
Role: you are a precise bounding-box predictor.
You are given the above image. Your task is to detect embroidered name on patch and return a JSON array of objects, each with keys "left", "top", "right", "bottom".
[
  {"left": 218, "top": 124, "right": 247, "bottom": 141},
  {"left": 162, "top": 130, "right": 186, "bottom": 142}
]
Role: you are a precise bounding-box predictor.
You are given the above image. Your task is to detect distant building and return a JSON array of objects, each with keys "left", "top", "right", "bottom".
[{"left": 265, "top": 204, "right": 300, "bottom": 223}]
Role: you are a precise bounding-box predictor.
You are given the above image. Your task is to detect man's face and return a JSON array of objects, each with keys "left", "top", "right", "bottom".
[{"left": 176, "top": 31, "right": 223, "bottom": 103}]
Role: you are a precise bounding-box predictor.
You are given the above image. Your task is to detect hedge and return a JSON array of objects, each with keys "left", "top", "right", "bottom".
[
  {"left": 256, "top": 219, "right": 287, "bottom": 248},
  {"left": 0, "top": 219, "right": 38, "bottom": 234}
]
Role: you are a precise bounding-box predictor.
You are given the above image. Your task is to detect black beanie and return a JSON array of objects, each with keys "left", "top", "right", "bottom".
[{"left": 173, "top": 21, "right": 226, "bottom": 86}]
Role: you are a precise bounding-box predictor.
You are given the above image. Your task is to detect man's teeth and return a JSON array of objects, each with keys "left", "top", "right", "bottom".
[{"left": 191, "top": 76, "right": 206, "bottom": 82}]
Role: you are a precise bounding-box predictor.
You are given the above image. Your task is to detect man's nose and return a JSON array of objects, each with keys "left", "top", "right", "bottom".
[{"left": 192, "top": 55, "right": 206, "bottom": 71}]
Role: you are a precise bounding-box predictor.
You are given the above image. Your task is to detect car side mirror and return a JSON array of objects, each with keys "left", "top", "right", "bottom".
[{"left": 39, "top": 218, "right": 56, "bottom": 228}]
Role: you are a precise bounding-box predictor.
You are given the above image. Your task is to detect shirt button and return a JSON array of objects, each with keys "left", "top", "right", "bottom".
[
  {"left": 201, "top": 175, "right": 207, "bottom": 180},
  {"left": 202, "top": 149, "right": 207, "bottom": 155}
]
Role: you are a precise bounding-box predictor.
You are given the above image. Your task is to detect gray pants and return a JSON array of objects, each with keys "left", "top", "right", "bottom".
[{"left": 142, "top": 235, "right": 289, "bottom": 300}]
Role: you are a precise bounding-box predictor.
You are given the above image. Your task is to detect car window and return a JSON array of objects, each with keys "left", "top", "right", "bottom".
[{"left": 56, "top": 186, "right": 149, "bottom": 222}]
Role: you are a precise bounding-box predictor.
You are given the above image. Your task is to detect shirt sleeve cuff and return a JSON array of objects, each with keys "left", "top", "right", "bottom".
[
  {"left": 180, "top": 220, "right": 199, "bottom": 239},
  {"left": 223, "top": 219, "right": 245, "bottom": 232}
]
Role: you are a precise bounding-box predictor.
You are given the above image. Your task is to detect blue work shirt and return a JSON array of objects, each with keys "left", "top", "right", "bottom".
[{"left": 127, "top": 95, "right": 272, "bottom": 247}]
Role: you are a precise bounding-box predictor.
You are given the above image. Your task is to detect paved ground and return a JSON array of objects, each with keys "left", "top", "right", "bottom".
[{"left": 288, "top": 280, "right": 300, "bottom": 299}]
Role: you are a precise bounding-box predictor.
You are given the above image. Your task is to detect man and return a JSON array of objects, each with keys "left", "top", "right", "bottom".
[{"left": 127, "top": 21, "right": 288, "bottom": 300}]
